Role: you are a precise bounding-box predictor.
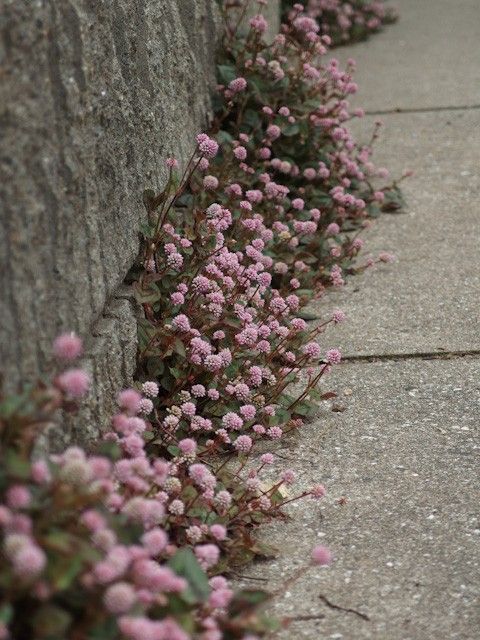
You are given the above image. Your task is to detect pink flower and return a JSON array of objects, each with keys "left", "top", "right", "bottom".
[
  {"left": 191, "top": 384, "right": 206, "bottom": 397},
  {"left": 258, "top": 147, "right": 271, "bottom": 159},
  {"left": 326, "top": 222, "right": 340, "bottom": 236},
  {"left": 233, "top": 146, "right": 247, "bottom": 160},
  {"left": 311, "top": 545, "right": 333, "bottom": 566},
  {"left": 6, "top": 485, "right": 30, "bottom": 510},
  {"left": 81, "top": 509, "right": 106, "bottom": 532},
  {"left": 214, "top": 490, "right": 232, "bottom": 511},
  {"left": 311, "top": 484, "right": 326, "bottom": 499},
  {"left": 291, "top": 198, "right": 304, "bottom": 210},
  {"left": 166, "top": 157, "right": 179, "bottom": 168},
  {"left": 222, "top": 412, "right": 244, "bottom": 431},
  {"left": 203, "top": 175, "right": 219, "bottom": 190},
  {"left": 228, "top": 77, "right": 247, "bottom": 93},
  {"left": 266, "top": 124, "right": 281, "bottom": 140},
  {"left": 181, "top": 402, "right": 196, "bottom": 417},
  {"left": 209, "top": 587, "right": 233, "bottom": 609},
  {"left": 246, "top": 189, "right": 263, "bottom": 203},
  {"left": 139, "top": 398, "right": 153, "bottom": 415},
  {"left": 117, "top": 389, "right": 142, "bottom": 414},
  {"left": 267, "top": 426, "right": 282, "bottom": 439},
  {"left": 333, "top": 309, "right": 346, "bottom": 324},
  {"left": 208, "top": 388, "right": 220, "bottom": 401},
  {"left": 196, "top": 133, "right": 219, "bottom": 158},
  {"left": 53, "top": 332, "right": 83, "bottom": 360},
  {"left": 31, "top": 460, "right": 51, "bottom": 484},
  {"left": 210, "top": 524, "right": 227, "bottom": 541},
  {"left": 57, "top": 368, "right": 90, "bottom": 398},
  {"left": 12, "top": 543, "right": 47, "bottom": 578},
  {"left": 325, "top": 349, "right": 342, "bottom": 364},
  {"left": 179, "top": 438, "right": 196, "bottom": 455},
  {"left": 195, "top": 544, "right": 220, "bottom": 569},
  {"left": 170, "top": 291, "right": 185, "bottom": 305},
  {"left": 302, "top": 342, "right": 321, "bottom": 358},
  {"left": 103, "top": 582, "right": 136, "bottom": 613},
  {"left": 141, "top": 381, "right": 159, "bottom": 398},
  {"left": 172, "top": 314, "right": 191, "bottom": 332},
  {"left": 141, "top": 528, "right": 168, "bottom": 555},
  {"left": 168, "top": 499, "right": 184, "bottom": 516},
  {"left": 281, "top": 469, "right": 296, "bottom": 485},
  {"left": 249, "top": 14, "right": 268, "bottom": 33},
  {"left": 379, "top": 251, "right": 395, "bottom": 263},
  {"left": 234, "top": 435, "right": 253, "bottom": 453}
]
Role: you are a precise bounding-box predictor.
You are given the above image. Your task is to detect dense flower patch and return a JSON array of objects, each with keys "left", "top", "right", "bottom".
[
  {"left": 282, "top": 0, "right": 398, "bottom": 44},
  {"left": 0, "top": 2, "right": 402, "bottom": 639}
]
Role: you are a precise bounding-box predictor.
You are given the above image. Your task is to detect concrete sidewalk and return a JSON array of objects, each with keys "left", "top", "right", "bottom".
[{"left": 238, "top": 2, "right": 480, "bottom": 638}]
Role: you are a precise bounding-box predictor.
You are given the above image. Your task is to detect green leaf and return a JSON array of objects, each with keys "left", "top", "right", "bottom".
[
  {"left": 282, "top": 123, "right": 300, "bottom": 137},
  {"left": 88, "top": 617, "right": 118, "bottom": 640},
  {"left": 168, "top": 548, "right": 211, "bottom": 604},
  {"left": 4, "top": 450, "right": 31, "bottom": 480},
  {"left": 296, "top": 310, "right": 320, "bottom": 321},
  {"left": 381, "top": 186, "right": 405, "bottom": 212},
  {"left": 0, "top": 388, "right": 33, "bottom": 419},
  {"left": 133, "top": 282, "right": 161, "bottom": 304},
  {"left": 137, "top": 318, "right": 157, "bottom": 351},
  {"left": 32, "top": 605, "right": 72, "bottom": 639},
  {"left": 216, "top": 129, "right": 234, "bottom": 146},
  {"left": 0, "top": 604, "right": 13, "bottom": 625},
  {"left": 51, "top": 554, "right": 84, "bottom": 590},
  {"left": 217, "top": 64, "right": 236, "bottom": 84},
  {"left": 173, "top": 339, "right": 186, "bottom": 358},
  {"left": 229, "top": 588, "right": 270, "bottom": 616}
]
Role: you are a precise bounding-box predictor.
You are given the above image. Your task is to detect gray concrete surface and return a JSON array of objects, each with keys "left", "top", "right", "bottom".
[
  {"left": 334, "top": 0, "right": 480, "bottom": 112},
  {"left": 318, "top": 109, "right": 480, "bottom": 357},
  {"left": 238, "top": 359, "right": 480, "bottom": 639},
  {"left": 238, "top": 2, "right": 480, "bottom": 638}
]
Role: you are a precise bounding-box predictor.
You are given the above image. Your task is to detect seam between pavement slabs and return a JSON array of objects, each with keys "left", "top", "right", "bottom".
[
  {"left": 340, "top": 350, "right": 480, "bottom": 364},
  {"left": 365, "top": 104, "right": 480, "bottom": 116}
]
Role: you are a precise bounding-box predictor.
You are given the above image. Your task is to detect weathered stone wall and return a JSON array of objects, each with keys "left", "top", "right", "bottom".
[
  {"left": 0, "top": 0, "right": 281, "bottom": 445},
  {"left": 229, "top": 0, "right": 281, "bottom": 42},
  {"left": 0, "top": 0, "right": 219, "bottom": 438}
]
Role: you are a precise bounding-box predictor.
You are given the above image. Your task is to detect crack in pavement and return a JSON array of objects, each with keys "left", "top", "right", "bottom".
[
  {"left": 340, "top": 349, "right": 480, "bottom": 364},
  {"left": 365, "top": 104, "right": 480, "bottom": 115},
  {"left": 318, "top": 594, "right": 371, "bottom": 621}
]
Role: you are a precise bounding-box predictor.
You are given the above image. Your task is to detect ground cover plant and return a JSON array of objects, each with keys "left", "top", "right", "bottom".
[
  {"left": 0, "top": 350, "right": 331, "bottom": 640},
  {"left": 0, "top": 2, "right": 403, "bottom": 638},
  {"left": 281, "top": 0, "right": 398, "bottom": 45}
]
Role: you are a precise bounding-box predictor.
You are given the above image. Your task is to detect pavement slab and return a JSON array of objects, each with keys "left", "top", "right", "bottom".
[
  {"left": 334, "top": 0, "right": 480, "bottom": 112},
  {"left": 237, "top": 358, "right": 480, "bottom": 639},
  {"left": 235, "top": 4, "right": 480, "bottom": 638},
  {"left": 316, "top": 108, "right": 480, "bottom": 357}
]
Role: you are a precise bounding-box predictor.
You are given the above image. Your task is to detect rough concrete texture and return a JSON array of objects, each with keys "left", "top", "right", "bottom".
[
  {"left": 317, "top": 109, "right": 480, "bottom": 357},
  {"left": 228, "top": 0, "right": 281, "bottom": 43},
  {"left": 237, "top": 359, "right": 480, "bottom": 639},
  {"left": 235, "top": 1, "right": 480, "bottom": 637},
  {"left": 0, "top": 0, "right": 219, "bottom": 434},
  {"left": 334, "top": 0, "right": 480, "bottom": 111}
]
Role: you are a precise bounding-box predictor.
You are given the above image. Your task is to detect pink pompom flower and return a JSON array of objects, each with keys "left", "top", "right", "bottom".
[
  {"left": 53, "top": 332, "right": 83, "bottom": 360},
  {"left": 57, "top": 368, "right": 90, "bottom": 398},
  {"left": 312, "top": 545, "right": 333, "bottom": 566}
]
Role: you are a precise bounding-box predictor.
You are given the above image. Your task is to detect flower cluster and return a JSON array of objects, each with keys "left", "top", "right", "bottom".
[
  {"left": 0, "top": 2, "right": 400, "bottom": 638},
  {"left": 0, "top": 338, "right": 330, "bottom": 639},
  {"left": 282, "top": 0, "right": 398, "bottom": 45}
]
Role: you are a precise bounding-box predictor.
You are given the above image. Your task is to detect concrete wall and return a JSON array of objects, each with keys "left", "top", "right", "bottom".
[{"left": 0, "top": 0, "right": 280, "bottom": 445}]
